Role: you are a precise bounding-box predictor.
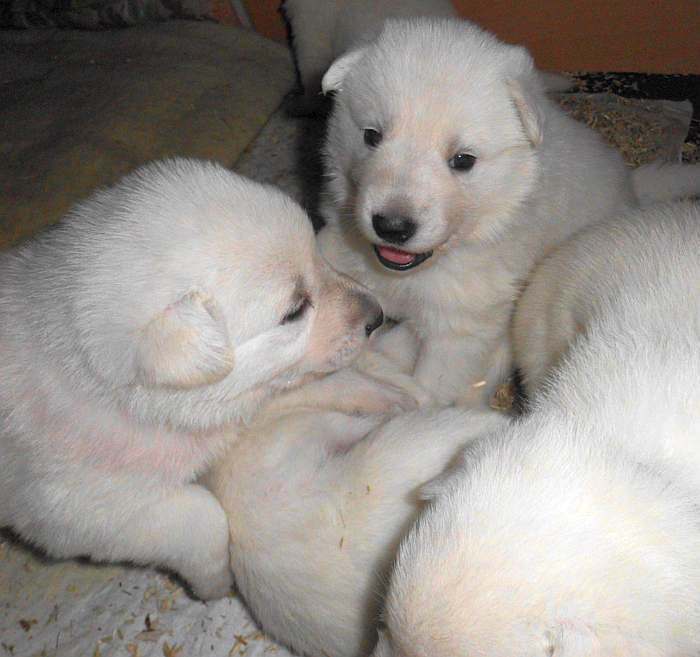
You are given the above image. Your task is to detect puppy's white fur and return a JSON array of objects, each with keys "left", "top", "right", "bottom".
[
  {"left": 206, "top": 323, "right": 509, "bottom": 657},
  {"left": 282, "top": 0, "right": 457, "bottom": 115},
  {"left": 0, "top": 158, "right": 384, "bottom": 600},
  {"left": 318, "top": 18, "right": 700, "bottom": 407},
  {"left": 376, "top": 202, "right": 700, "bottom": 657}
]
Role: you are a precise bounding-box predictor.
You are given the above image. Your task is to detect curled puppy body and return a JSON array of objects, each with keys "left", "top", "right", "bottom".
[
  {"left": 375, "top": 202, "right": 700, "bottom": 657},
  {"left": 205, "top": 324, "right": 509, "bottom": 657},
  {"left": 318, "top": 17, "right": 700, "bottom": 407},
  {"left": 0, "top": 158, "right": 384, "bottom": 600}
]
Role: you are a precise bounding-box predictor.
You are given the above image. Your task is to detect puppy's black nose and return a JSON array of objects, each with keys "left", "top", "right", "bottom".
[{"left": 372, "top": 214, "right": 416, "bottom": 244}]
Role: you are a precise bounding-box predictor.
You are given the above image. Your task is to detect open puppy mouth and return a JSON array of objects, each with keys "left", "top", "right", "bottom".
[{"left": 373, "top": 245, "right": 433, "bottom": 271}]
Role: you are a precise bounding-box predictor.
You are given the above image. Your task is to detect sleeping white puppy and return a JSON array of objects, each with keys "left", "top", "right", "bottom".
[
  {"left": 374, "top": 202, "right": 700, "bottom": 657},
  {"left": 318, "top": 17, "right": 700, "bottom": 407},
  {"left": 0, "top": 158, "right": 387, "bottom": 601},
  {"left": 282, "top": 0, "right": 457, "bottom": 116},
  {"left": 205, "top": 323, "right": 509, "bottom": 657}
]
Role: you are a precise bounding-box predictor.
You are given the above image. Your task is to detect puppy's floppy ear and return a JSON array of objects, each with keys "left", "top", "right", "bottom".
[
  {"left": 507, "top": 77, "right": 545, "bottom": 147},
  {"left": 503, "top": 45, "right": 545, "bottom": 147},
  {"left": 136, "top": 290, "right": 234, "bottom": 389},
  {"left": 322, "top": 47, "right": 366, "bottom": 94}
]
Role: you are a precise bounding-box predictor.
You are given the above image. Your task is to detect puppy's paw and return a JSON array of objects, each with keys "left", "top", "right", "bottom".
[
  {"left": 158, "top": 484, "right": 233, "bottom": 601},
  {"left": 188, "top": 562, "right": 233, "bottom": 601}
]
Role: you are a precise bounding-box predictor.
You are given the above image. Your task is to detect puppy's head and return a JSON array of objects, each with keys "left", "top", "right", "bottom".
[
  {"left": 69, "top": 159, "right": 382, "bottom": 429},
  {"left": 323, "top": 18, "right": 544, "bottom": 273},
  {"left": 373, "top": 429, "right": 700, "bottom": 657}
]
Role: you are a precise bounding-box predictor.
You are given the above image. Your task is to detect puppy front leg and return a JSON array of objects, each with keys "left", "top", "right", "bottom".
[
  {"left": 266, "top": 365, "right": 419, "bottom": 417},
  {"left": 30, "top": 478, "right": 232, "bottom": 601},
  {"left": 128, "top": 484, "right": 233, "bottom": 600}
]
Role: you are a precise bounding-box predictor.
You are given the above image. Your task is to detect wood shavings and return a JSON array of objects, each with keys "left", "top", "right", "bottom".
[
  {"left": 162, "top": 642, "right": 183, "bottom": 657},
  {"left": 134, "top": 629, "right": 166, "bottom": 642},
  {"left": 161, "top": 577, "right": 181, "bottom": 593},
  {"left": 556, "top": 94, "right": 692, "bottom": 167},
  {"left": 229, "top": 633, "right": 254, "bottom": 656},
  {"left": 46, "top": 605, "right": 59, "bottom": 624},
  {"left": 126, "top": 644, "right": 140, "bottom": 657},
  {"left": 489, "top": 382, "right": 516, "bottom": 412},
  {"left": 18, "top": 619, "right": 37, "bottom": 632},
  {"left": 142, "top": 585, "right": 159, "bottom": 601},
  {"left": 135, "top": 614, "right": 167, "bottom": 642},
  {"left": 158, "top": 597, "right": 173, "bottom": 612}
]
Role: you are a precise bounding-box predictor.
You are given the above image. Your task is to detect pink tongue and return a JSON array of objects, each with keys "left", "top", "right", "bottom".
[{"left": 378, "top": 246, "right": 416, "bottom": 265}]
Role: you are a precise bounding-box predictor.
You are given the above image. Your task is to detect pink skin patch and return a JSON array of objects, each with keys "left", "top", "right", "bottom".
[{"left": 376, "top": 246, "right": 416, "bottom": 266}]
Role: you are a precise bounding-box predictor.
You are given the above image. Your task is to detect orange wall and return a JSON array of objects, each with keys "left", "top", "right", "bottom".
[{"left": 243, "top": 0, "right": 699, "bottom": 73}]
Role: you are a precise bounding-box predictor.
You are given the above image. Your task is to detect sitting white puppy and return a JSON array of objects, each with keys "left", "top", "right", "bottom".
[
  {"left": 282, "top": 0, "right": 457, "bottom": 116},
  {"left": 318, "top": 17, "right": 700, "bottom": 407},
  {"left": 205, "top": 323, "right": 509, "bottom": 657},
  {"left": 0, "top": 158, "right": 386, "bottom": 600},
  {"left": 375, "top": 202, "right": 700, "bottom": 657}
]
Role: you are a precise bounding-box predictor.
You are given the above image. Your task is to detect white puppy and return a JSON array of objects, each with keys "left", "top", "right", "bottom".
[
  {"left": 0, "top": 158, "right": 386, "bottom": 600},
  {"left": 318, "top": 17, "right": 700, "bottom": 407},
  {"left": 206, "top": 323, "right": 508, "bottom": 657},
  {"left": 375, "top": 202, "right": 700, "bottom": 657},
  {"left": 282, "top": 0, "right": 457, "bottom": 116}
]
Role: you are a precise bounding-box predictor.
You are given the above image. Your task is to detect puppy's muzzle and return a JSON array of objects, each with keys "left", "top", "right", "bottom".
[
  {"left": 372, "top": 213, "right": 416, "bottom": 245},
  {"left": 370, "top": 212, "right": 434, "bottom": 271}
]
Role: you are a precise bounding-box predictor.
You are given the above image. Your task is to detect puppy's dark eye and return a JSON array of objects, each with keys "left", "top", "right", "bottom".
[
  {"left": 449, "top": 152, "right": 476, "bottom": 172},
  {"left": 363, "top": 128, "right": 382, "bottom": 148},
  {"left": 281, "top": 297, "right": 311, "bottom": 324}
]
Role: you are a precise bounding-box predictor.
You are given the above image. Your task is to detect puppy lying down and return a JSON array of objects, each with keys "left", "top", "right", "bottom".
[
  {"left": 0, "top": 158, "right": 385, "bottom": 600},
  {"left": 318, "top": 17, "right": 700, "bottom": 407},
  {"left": 205, "top": 323, "right": 508, "bottom": 657},
  {"left": 376, "top": 202, "right": 700, "bottom": 657}
]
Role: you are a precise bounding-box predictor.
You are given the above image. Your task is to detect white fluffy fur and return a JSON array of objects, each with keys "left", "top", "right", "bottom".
[
  {"left": 318, "top": 17, "right": 700, "bottom": 407},
  {"left": 206, "top": 323, "right": 509, "bottom": 657},
  {"left": 376, "top": 202, "right": 700, "bottom": 657},
  {"left": 0, "top": 158, "right": 385, "bottom": 600},
  {"left": 282, "top": 0, "right": 457, "bottom": 115}
]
